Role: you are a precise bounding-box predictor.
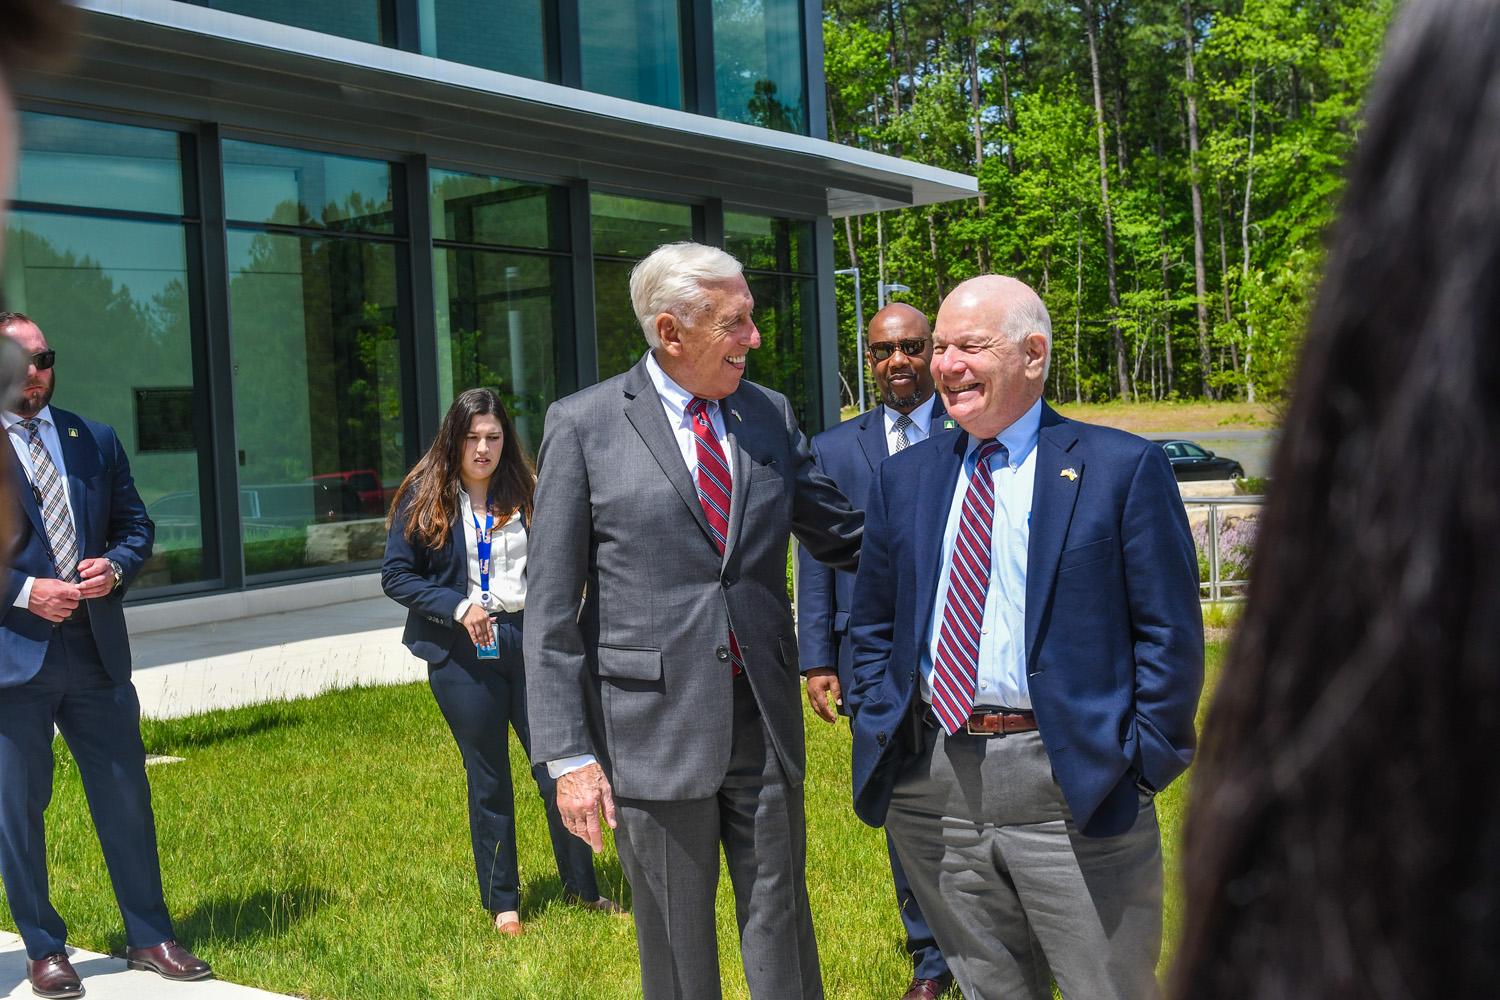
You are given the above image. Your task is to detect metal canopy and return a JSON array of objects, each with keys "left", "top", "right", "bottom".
[{"left": 52, "top": 0, "right": 977, "bottom": 218}]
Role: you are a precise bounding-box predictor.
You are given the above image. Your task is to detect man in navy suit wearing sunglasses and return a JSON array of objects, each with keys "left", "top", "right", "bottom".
[{"left": 1, "top": 312, "right": 210, "bottom": 998}]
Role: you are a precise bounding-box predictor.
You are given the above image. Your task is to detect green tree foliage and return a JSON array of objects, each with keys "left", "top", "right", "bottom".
[{"left": 824, "top": 0, "right": 1395, "bottom": 404}]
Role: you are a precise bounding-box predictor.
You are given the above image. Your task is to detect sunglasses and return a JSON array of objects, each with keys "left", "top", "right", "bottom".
[
  {"left": 30, "top": 350, "right": 56, "bottom": 371},
  {"left": 868, "top": 338, "right": 928, "bottom": 362}
]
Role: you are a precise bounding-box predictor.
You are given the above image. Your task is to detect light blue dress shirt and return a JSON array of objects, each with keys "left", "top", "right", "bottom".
[{"left": 922, "top": 397, "right": 1043, "bottom": 711}]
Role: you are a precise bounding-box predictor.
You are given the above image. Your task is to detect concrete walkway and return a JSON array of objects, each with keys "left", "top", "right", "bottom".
[
  {"left": 0, "top": 935, "right": 287, "bottom": 999},
  {"left": 130, "top": 595, "right": 421, "bottom": 720},
  {"left": 2, "top": 593, "right": 422, "bottom": 998}
]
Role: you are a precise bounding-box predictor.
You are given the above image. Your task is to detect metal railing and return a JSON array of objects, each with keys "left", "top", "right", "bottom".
[{"left": 1184, "top": 495, "right": 1264, "bottom": 603}]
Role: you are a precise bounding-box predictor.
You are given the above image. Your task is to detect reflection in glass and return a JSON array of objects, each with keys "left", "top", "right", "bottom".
[
  {"left": 430, "top": 170, "right": 567, "bottom": 250},
  {"left": 743, "top": 271, "right": 815, "bottom": 428},
  {"left": 434, "top": 249, "right": 563, "bottom": 450},
  {"left": 17, "top": 113, "right": 183, "bottom": 217},
  {"left": 713, "top": 0, "right": 806, "bottom": 133},
  {"left": 223, "top": 142, "right": 396, "bottom": 233},
  {"left": 226, "top": 231, "right": 404, "bottom": 576},
  {"left": 592, "top": 257, "right": 645, "bottom": 380},
  {"left": 419, "top": 0, "right": 553, "bottom": 81},
  {"left": 179, "top": 0, "right": 393, "bottom": 46},
  {"left": 2, "top": 212, "right": 209, "bottom": 587},
  {"left": 590, "top": 193, "right": 693, "bottom": 259},
  {"left": 724, "top": 211, "right": 814, "bottom": 274},
  {"left": 578, "top": 0, "right": 684, "bottom": 109}
]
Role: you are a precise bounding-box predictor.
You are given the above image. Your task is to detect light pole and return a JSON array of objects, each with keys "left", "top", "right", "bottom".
[
  {"left": 877, "top": 281, "right": 910, "bottom": 309},
  {"left": 834, "top": 267, "right": 865, "bottom": 411}
]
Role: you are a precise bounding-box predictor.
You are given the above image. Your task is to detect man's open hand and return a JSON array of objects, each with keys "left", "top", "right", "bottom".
[{"left": 556, "top": 761, "right": 617, "bottom": 853}]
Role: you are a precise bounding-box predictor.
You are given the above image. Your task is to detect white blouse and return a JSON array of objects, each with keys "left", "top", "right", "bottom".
[{"left": 453, "top": 490, "right": 528, "bottom": 618}]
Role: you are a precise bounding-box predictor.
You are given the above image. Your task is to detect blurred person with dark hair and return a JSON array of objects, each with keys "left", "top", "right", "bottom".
[
  {"left": 1169, "top": 2, "right": 1500, "bottom": 997},
  {"left": 2, "top": 313, "right": 211, "bottom": 998},
  {"left": 382, "top": 388, "right": 619, "bottom": 938}
]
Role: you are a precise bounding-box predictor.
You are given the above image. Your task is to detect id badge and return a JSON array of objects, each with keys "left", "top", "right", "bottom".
[{"left": 475, "top": 592, "right": 499, "bottom": 659}]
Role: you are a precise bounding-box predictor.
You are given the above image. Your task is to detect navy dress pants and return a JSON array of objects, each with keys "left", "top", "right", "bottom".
[
  {"left": 427, "top": 613, "right": 599, "bottom": 914},
  {"left": 0, "top": 620, "right": 175, "bottom": 959}
]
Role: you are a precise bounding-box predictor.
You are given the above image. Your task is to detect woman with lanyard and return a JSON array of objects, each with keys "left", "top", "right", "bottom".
[{"left": 383, "top": 388, "right": 619, "bottom": 935}]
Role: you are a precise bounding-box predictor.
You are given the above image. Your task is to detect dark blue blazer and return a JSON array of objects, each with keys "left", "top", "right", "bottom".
[
  {"left": 1, "top": 408, "right": 154, "bottom": 688},
  {"left": 382, "top": 496, "right": 516, "bottom": 663},
  {"left": 848, "top": 403, "right": 1203, "bottom": 838},
  {"left": 795, "top": 400, "right": 947, "bottom": 710}
]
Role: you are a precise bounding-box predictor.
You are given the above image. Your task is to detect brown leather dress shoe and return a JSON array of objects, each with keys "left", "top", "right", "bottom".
[
  {"left": 900, "top": 977, "right": 952, "bottom": 1000},
  {"left": 124, "top": 940, "right": 213, "bottom": 981},
  {"left": 26, "top": 953, "right": 83, "bottom": 999}
]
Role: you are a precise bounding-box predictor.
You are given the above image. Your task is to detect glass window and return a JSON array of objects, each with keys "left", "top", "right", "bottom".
[
  {"left": 15, "top": 113, "right": 184, "bottom": 216},
  {"left": 418, "top": 0, "right": 553, "bottom": 81},
  {"left": 430, "top": 169, "right": 567, "bottom": 250},
  {"left": 590, "top": 194, "right": 696, "bottom": 379},
  {"left": 578, "top": 0, "right": 684, "bottom": 110},
  {"left": 713, "top": 0, "right": 807, "bottom": 133},
  {"left": 224, "top": 147, "right": 407, "bottom": 578},
  {"left": 180, "top": 0, "right": 393, "bottom": 46},
  {"left": 223, "top": 141, "right": 397, "bottom": 234},
  {"left": 4, "top": 115, "right": 213, "bottom": 591},
  {"left": 724, "top": 211, "right": 814, "bottom": 275}
]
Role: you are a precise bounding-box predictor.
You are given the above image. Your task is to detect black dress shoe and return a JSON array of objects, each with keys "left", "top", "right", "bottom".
[
  {"left": 124, "top": 939, "right": 213, "bottom": 981},
  {"left": 26, "top": 953, "right": 83, "bottom": 999}
]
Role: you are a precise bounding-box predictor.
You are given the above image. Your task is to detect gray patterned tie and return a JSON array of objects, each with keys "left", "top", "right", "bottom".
[
  {"left": 893, "top": 413, "right": 913, "bottom": 452},
  {"left": 21, "top": 419, "right": 79, "bottom": 582}
]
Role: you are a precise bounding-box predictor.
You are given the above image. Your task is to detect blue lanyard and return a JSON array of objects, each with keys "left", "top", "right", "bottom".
[{"left": 472, "top": 506, "right": 494, "bottom": 607}]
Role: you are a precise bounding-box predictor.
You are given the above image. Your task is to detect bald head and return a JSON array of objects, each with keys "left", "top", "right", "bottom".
[
  {"left": 866, "top": 302, "right": 935, "bottom": 413},
  {"left": 932, "top": 275, "right": 1051, "bottom": 439}
]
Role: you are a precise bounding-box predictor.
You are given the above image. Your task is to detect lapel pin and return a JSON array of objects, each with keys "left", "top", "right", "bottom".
[
  {"left": 731, "top": 408, "right": 741, "bottom": 422},
  {"left": 1060, "top": 467, "right": 1078, "bottom": 481},
  {"left": 68, "top": 428, "right": 79, "bottom": 438},
  {"left": 942, "top": 417, "right": 957, "bottom": 431}
]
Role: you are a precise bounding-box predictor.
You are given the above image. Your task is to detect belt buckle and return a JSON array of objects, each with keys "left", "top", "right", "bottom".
[{"left": 965, "top": 712, "right": 1001, "bottom": 737}]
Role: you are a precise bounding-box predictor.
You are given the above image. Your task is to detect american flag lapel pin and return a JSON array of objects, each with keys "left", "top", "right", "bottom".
[{"left": 1060, "top": 467, "right": 1078, "bottom": 481}]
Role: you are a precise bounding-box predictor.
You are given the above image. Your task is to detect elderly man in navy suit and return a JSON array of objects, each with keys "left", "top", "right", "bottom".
[
  {"left": 847, "top": 277, "right": 1203, "bottom": 1000},
  {"left": 1, "top": 312, "right": 210, "bottom": 999},
  {"left": 795, "top": 302, "right": 953, "bottom": 1000}
]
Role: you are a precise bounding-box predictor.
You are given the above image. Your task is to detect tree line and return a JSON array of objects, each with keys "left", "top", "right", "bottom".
[{"left": 825, "top": 0, "right": 1393, "bottom": 404}]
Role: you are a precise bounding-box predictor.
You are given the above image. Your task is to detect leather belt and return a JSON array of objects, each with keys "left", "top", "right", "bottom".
[{"left": 923, "top": 704, "right": 1039, "bottom": 736}]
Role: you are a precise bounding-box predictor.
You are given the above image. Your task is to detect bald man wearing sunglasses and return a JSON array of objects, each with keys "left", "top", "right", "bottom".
[
  {"left": 795, "top": 301, "right": 953, "bottom": 1000},
  {"left": 1, "top": 311, "right": 212, "bottom": 998}
]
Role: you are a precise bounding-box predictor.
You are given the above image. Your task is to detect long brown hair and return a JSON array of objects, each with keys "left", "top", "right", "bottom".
[{"left": 386, "top": 388, "right": 535, "bottom": 549}]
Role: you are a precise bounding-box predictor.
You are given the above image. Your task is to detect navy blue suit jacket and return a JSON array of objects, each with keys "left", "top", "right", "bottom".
[
  {"left": 1, "top": 408, "right": 153, "bottom": 688},
  {"left": 848, "top": 403, "right": 1203, "bottom": 838},
  {"left": 795, "top": 400, "right": 946, "bottom": 710},
  {"left": 382, "top": 497, "right": 511, "bottom": 664}
]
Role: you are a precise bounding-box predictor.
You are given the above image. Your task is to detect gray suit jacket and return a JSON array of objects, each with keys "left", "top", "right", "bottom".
[{"left": 524, "top": 355, "right": 862, "bottom": 801}]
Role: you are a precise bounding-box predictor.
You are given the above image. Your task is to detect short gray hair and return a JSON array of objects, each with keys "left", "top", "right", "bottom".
[
  {"left": 1001, "top": 286, "right": 1053, "bottom": 379},
  {"left": 629, "top": 242, "right": 744, "bottom": 348}
]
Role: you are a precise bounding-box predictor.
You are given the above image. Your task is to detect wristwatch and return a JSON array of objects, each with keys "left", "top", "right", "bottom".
[{"left": 108, "top": 559, "right": 123, "bottom": 592}]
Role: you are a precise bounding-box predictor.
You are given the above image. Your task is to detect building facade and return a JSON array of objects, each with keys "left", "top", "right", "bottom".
[{"left": 5, "top": 0, "right": 974, "bottom": 605}]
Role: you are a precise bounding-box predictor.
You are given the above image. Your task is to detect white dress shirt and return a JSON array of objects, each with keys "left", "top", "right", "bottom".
[
  {"left": 922, "top": 397, "right": 1043, "bottom": 711},
  {"left": 452, "top": 490, "right": 528, "bottom": 619},
  {"left": 548, "top": 351, "right": 733, "bottom": 779},
  {"left": 880, "top": 394, "right": 937, "bottom": 454},
  {"left": 4, "top": 405, "right": 75, "bottom": 610}
]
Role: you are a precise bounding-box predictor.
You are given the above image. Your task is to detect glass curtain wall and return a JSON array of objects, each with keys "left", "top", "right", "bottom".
[
  {"left": 180, "top": 0, "right": 395, "bottom": 46},
  {"left": 724, "top": 211, "right": 816, "bottom": 426},
  {"left": 577, "top": 0, "right": 685, "bottom": 109},
  {"left": 3, "top": 112, "right": 214, "bottom": 591},
  {"left": 221, "top": 141, "right": 407, "bottom": 577},
  {"left": 590, "top": 193, "right": 696, "bottom": 380},
  {"left": 430, "top": 169, "right": 569, "bottom": 452},
  {"left": 418, "top": 0, "right": 555, "bottom": 81},
  {"left": 713, "top": 0, "right": 806, "bottom": 133}
]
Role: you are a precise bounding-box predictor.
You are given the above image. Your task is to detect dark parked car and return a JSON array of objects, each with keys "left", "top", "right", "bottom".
[{"left": 1159, "top": 439, "right": 1245, "bottom": 481}]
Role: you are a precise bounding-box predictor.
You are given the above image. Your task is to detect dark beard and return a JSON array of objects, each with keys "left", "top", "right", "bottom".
[
  {"left": 13, "top": 371, "right": 54, "bottom": 418},
  {"left": 882, "top": 386, "right": 922, "bottom": 410}
]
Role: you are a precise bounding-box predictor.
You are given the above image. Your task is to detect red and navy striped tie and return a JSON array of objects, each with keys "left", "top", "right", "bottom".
[
  {"left": 931, "top": 439, "right": 1008, "bottom": 733},
  {"left": 687, "top": 398, "right": 744, "bottom": 674}
]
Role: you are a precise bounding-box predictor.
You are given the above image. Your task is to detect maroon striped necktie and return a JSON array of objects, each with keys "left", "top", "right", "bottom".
[
  {"left": 931, "top": 439, "right": 1008, "bottom": 733},
  {"left": 687, "top": 398, "right": 743, "bottom": 674}
]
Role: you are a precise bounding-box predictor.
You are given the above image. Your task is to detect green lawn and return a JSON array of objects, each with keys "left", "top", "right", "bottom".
[{"left": 4, "top": 643, "right": 1224, "bottom": 999}]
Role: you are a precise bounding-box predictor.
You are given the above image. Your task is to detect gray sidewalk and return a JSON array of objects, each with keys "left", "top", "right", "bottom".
[{"left": 3, "top": 593, "right": 422, "bottom": 999}]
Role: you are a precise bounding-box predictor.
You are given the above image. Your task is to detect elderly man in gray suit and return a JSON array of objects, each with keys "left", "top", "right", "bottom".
[{"left": 525, "top": 241, "right": 862, "bottom": 1000}]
